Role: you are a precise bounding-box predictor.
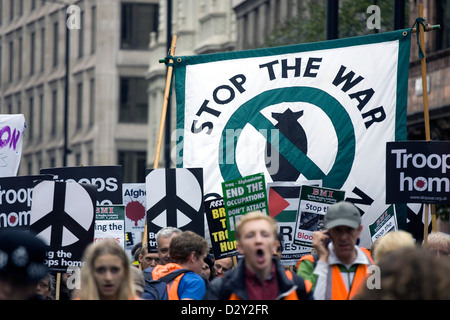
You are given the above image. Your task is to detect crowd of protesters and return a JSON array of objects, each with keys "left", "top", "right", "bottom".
[{"left": 0, "top": 201, "right": 449, "bottom": 300}]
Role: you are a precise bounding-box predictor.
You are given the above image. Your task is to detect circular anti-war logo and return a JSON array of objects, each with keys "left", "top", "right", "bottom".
[{"left": 219, "top": 86, "right": 356, "bottom": 189}]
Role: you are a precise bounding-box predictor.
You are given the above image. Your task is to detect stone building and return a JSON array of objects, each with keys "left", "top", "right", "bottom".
[{"left": 0, "top": 0, "right": 159, "bottom": 182}]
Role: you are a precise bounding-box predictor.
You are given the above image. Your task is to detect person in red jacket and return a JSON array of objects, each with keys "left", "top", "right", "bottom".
[{"left": 204, "top": 211, "right": 312, "bottom": 300}]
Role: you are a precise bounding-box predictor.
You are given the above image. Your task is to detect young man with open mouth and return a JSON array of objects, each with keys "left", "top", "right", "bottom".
[{"left": 204, "top": 211, "right": 312, "bottom": 300}]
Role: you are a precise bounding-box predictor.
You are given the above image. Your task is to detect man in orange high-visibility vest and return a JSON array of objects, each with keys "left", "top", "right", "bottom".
[{"left": 297, "top": 201, "right": 373, "bottom": 300}]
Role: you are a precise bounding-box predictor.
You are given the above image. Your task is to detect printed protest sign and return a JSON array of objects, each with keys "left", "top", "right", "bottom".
[
  {"left": 268, "top": 181, "right": 321, "bottom": 264},
  {"left": 0, "top": 174, "right": 53, "bottom": 230},
  {"left": 294, "top": 185, "right": 345, "bottom": 247},
  {"left": 122, "top": 183, "right": 146, "bottom": 253},
  {"left": 146, "top": 168, "right": 205, "bottom": 252},
  {"left": 175, "top": 29, "right": 411, "bottom": 247},
  {"left": 95, "top": 205, "right": 126, "bottom": 249},
  {"left": 386, "top": 141, "right": 450, "bottom": 204},
  {"left": 30, "top": 181, "right": 97, "bottom": 272},
  {"left": 204, "top": 198, "right": 237, "bottom": 259},
  {"left": 222, "top": 172, "right": 268, "bottom": 241},
  {"left": 0, "top": 114, "right": 26, "bottom": 177},
  {"left": 40, "top": 165, "right": 123, "bottom": 206},
  {"left": 369, "top": 205, "right": 398, "bottom": 243}
]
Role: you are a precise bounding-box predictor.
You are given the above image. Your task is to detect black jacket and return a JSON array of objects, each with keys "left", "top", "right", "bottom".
[{"left": 203, "top": 257, "right": 312, "bottom": 300}]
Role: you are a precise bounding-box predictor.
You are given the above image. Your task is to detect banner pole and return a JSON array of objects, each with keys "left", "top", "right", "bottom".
[
  {"left": 417, "top": 4, "right": 436, "bottom": 243},
  {"left": 153, "top": 35, "right": 178, "bottom": 170},
  {"left": 142, "top": 35, "right": 177, "bottom": 254},
  {"left": 418, "top": 5, "right": 431, "bottom": 142}
]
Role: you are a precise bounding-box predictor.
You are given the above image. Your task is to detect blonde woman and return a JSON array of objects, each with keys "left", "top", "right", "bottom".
[
  {"left": 76, "top": 240, "right": 137, "bottom": 300},
  {"left": 373, "top": 230, "right": 415, "bottom": 265}
]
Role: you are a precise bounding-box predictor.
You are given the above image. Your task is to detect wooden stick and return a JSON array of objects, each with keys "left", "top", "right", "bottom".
[
  {"left": 142, "top": 35, "right": 177, "bottom": 251},
  {"left": 55, "top": 272, "right": 61, "bottom": 300},
  {"left": 417, "top": 4, "right": 436, "bottom": 240},
  {"left": 411, "top": 24, "right": 440, "bottom": 33},
  {"left": 153, "top": 35, "right": 178, "bottom": 170},
  {"left": 418, "top": 5, "right": 431, "bottom": 142}
]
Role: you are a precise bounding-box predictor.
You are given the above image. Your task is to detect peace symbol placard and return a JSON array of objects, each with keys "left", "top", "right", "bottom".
[{"left": 30, "top": 180, "right": 97, "bottom": 272}]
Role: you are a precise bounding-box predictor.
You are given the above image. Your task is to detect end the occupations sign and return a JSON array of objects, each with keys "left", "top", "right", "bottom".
[{"left": 386, "top": 141, "right": 450, "bottom": 204}]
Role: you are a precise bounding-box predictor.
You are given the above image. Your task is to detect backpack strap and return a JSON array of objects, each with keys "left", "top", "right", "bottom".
[{"left": 158, "top": 269, "right": 191, "bottom": 283}]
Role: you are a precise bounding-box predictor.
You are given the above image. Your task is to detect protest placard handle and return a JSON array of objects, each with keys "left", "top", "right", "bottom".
[
  {"left": 55, "top": 272, "right": 61, "bottom": 300},
  {"left": 153, "top": 35, "right": 177, "bottom": 169},
  {"left": 417, "top": 4, "right": 436, "bottom": 242},
  {"left": 142, "top": 35, "right": 178, "bottom": 253}
]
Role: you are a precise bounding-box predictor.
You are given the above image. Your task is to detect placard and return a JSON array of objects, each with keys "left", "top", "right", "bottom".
[
  {"left": 204, "top": 198, "right": 237, "bottom": 259},
  {"left": 386, "top": 141, "right": 450, "bottom": 204},
  {"left": 146, "top": 168, "right": 205, "bottom": 252},
  {"left": 30, "top": 181, "right": 97, "bottom": 272},
  {"left": 95, "top": 205, "right": 126, "bottom": 249},
  {"left": 222, "top": 172, "right": 268, "bottom": 241},
  {"left": 40, "top": 165, "right": 123, "bottom": 206},
  {"left": 293, "top": 185, "right": 345, "bottom": 247}
]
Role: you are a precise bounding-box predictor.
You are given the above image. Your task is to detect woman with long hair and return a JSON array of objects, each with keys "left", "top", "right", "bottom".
[{"left": 76, "top": 240, "right": 137, "bottom": 300}]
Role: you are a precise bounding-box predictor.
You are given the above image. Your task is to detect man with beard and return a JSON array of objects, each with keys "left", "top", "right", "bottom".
[
  {"left": 204, "top": 211, "right": 312, "bottom": 300},
  {"left": 296, "top": 201, "right": 373, "bottom": 300}
]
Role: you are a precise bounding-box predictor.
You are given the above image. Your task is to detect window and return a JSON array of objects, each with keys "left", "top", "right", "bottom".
[
  {"left": 435, "top": 0, "right": 450, "bottom": 50},
  {"left": 41, "top": 26, "right": 45, "bottom": 72},
  {"left": 78, "top": 10, "right": 84, "bottom": 58},
  {"left": 89, "top": 78, "right": 95, "bottom": 126},
  {"left": 53, "top": 21, "right": 59, "bottom": 67},
  {"left": 51, "top": 88, "right": 57, "bottom": 136},
  {"left": 39, "top": 91, "right": 44, "bottom": 140},
  {"left": 9, "top": 39, "right": 14, "bottom": 83},
  {"left": 18, "top": 35, "right": 22, "bottom": 80},
  {"left": 28, "top": 95, "right": 34, "bottom": 140},
  {"left": 10, "top": 0, "right": 14, "bottom": 21},
  {"left": 91, "top": 6, "right": 96, "bottom": 54},
  {"left": 119, "top": 77, "right": 148, "bottom": 123},
  {"left": 76, "top": 81, "right": 83, "bottom": 130},
  {"left": 0, "top": 40, "right": 2, "bottom": 88},
  {"left": 121, "top": 3, "right": 158, "bottom": 49},
  {"left": 30, "top": 31, "right": 36, "bottom": 75},
  {"left": 118, "top": 151, "right": 147, "bottom": 183}
]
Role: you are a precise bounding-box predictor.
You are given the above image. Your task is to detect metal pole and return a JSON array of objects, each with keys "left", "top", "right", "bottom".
[
  {"left": 326, "top": 0, "right": 339, "bottom": 40},
  {"left": 393, "top": 0, "right": 405, "bottom": 30},
  {"left": 164, "top": 0, "right": 172, "bottom": 169},
  {"left": 63, "top": 9, "right": 70, "bottom": 167}
]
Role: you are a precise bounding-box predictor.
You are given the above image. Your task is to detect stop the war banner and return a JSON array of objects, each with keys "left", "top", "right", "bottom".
[{"left": 175, "top": 29, "right": 411, "bottom": 247}]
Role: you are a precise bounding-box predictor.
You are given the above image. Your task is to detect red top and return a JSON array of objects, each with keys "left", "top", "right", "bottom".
[{"left": 244, "top": 263, "right": 278, "bottom": 300}]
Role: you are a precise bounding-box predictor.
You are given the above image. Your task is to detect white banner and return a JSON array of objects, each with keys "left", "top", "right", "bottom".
[
  {"left": 175, "top": 30, "right": 411, "bottom": 247},
  {"left": 0, "top": 114, "right": 26, "bottom": 177}
]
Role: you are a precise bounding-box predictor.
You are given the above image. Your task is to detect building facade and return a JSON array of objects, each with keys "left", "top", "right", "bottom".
[
  {"left": 0, "top": 0, "right": 159, "bottom": 182},
  {"left": 1, "top": 0, "right": 448, "bottom": 187},
  {"left": 146, "top": 0, "right": 237, "bottom": 169},
  {"left": 231, "top": 0, "right": 450, "bottom": 141}
]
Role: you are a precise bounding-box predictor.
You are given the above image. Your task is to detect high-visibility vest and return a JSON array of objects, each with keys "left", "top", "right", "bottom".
[
  {"left": 328, "top": 263, "right": 368, "bottom": 300},
  {"left": 297, "top": 247, "right": 373, "bottom": 300},
  {"left": 151, "top": 263, "right": 186, "bottom": 300}
]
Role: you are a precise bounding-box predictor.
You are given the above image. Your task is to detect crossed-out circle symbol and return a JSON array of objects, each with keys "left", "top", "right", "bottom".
[{"left": 219, "top": 86, "right": 355, "bottom": 189}]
